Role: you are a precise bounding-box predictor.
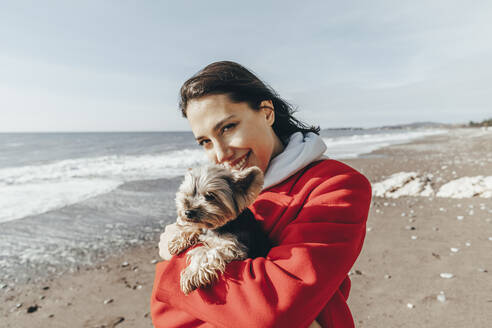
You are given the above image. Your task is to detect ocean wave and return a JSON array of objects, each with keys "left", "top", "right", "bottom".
[
  {"left": 323, "top": 129, "right": 446, "bottom": 159},
  {"left": 0, "top": 148, "right": 208, "bottom": 223},
  {"left": 0, "top": 179, "right": 123, "bottom": 223},
  {"left": 0, "top": 148, "right": 208, "bottom": 186}
]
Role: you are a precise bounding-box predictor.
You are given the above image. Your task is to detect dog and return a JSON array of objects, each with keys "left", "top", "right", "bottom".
[{"left": 168, "top": 164, "right": 271, "bottom": 294}]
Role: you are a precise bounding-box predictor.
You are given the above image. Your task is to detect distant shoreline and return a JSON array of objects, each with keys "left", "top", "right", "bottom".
[{"left": 2, "top": 119, "right": 490, "bottom": 134}]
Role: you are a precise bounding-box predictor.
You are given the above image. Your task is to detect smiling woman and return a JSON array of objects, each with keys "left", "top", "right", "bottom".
[{"left": 151, "top": 61, "right": 372, "bottom": 328}]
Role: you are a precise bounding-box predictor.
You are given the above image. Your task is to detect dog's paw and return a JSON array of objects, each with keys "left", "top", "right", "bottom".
[
  {"left": 180, "top": 266, "right": 204, "bottom": 294},
  {"left": 180, "top": 268, "right": 199, "bottom": 295},
  {"left": 180, "top": 265, "right": 218, "bottom": 295},
  {"left": 179, "top": 246, "right": 224, "bottom": 294},
  {"left": 168, "top": 230, "right": 200, "bottom": 255},
  {"left": 168, "top": 236, "right": 188, "bottom": 255}
]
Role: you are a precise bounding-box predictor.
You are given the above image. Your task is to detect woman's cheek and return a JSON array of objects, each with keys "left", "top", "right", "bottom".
[{"left": 206, "top": 149, "right": 217, "bottom": 163}]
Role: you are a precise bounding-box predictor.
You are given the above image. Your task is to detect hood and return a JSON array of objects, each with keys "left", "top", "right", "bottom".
[{"left": 263, "top": 132, "right": 327, "bottom": 190}]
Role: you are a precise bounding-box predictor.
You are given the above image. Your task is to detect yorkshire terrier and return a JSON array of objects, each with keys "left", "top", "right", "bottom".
[{"left": 168, "top": 164, "right": 271, "bottom": 294}]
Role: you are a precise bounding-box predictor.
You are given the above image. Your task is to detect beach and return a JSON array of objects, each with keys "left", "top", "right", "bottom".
[{"left": 1, "top": 127, "right": 491, "bottom": 327}]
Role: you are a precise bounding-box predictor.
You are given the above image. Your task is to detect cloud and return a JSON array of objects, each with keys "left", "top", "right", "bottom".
[{"left": 1, "top": 1, "right": 491, "bottom": 131}]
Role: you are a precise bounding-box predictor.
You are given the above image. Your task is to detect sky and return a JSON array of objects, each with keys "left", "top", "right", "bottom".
[{"left": 1, "top": 0, "right": 491, "bottom": 132}]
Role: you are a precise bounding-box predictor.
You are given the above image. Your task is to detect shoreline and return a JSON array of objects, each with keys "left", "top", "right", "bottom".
[{"left": 2, "top": 127, "right": 491, "bottom": 327}]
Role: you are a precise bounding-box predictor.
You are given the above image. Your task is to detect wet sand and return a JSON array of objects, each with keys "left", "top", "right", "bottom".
[{"left": 1, "top": 127, "right": 491, "bottom": 327}]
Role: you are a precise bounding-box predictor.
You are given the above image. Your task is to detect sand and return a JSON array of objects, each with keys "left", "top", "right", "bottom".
[{"left": 1, "top": 127, "right": 491, "bottom": 328}]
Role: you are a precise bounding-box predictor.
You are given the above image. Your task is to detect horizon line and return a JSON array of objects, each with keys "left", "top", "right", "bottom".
[{"left": 0, "top": 123, "right": 458, "bottom": 134}]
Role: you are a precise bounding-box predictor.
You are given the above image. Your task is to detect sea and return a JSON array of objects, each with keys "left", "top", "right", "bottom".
[{"left": 0, "top": 128, "right": 445, "bottom": 285}]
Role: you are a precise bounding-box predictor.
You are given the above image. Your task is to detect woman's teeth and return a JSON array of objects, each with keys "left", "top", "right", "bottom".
[{"left": 231, "top": 153, "right": 248, "bottom": 170}]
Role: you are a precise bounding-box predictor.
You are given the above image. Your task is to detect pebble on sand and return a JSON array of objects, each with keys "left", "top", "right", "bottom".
[
  {"left": 457, "top": 216, "right": 464, "bottom": 220},
  {"left": 440, "top": 273, "right": 454, "bottom": 279},
  {"left": 437, "top": 291, "right": 446, "bottom": 303},
  {"left": 27, "top": 305, "right": 39, "bottom": 313},
  {"left": 411, "top": 235, "right": 418, "bottom": 240},
  {"left": 102, "top": 317, "right": 125, "bottom": 327},
  {"left": 104, "top": 298, "right": 114, "bottom": 304},
  {"left": 450, "top": 248, "right": 459, "bottom": 253},
  {"left": 407, "top": 303, "right": 415, "bottom": 309},
  {"left": 121, "top": 262, "right": 129, "bottom": 267}
]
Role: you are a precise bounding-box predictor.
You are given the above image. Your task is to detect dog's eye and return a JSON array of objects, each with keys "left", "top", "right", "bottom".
[{"left": 204, "top": 193, "right": 215, "bottom": 201}]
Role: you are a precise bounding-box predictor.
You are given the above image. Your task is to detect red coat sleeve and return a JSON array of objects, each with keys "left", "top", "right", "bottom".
[{"left": 152, "top": 167, "right": 371, "bottom": 328}]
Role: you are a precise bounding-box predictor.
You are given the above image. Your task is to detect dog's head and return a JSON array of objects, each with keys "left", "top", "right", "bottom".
[{"left": 175, "top": 165, "right": 263, "bottom": 229}]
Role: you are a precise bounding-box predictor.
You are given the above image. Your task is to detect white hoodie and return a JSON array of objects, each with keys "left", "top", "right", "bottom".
[{"left": 263, "top": 132, "right": 328, "bottom": 191}]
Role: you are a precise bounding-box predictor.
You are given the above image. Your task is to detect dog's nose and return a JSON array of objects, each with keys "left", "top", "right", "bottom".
[{"left": 185, "top": 210, "right": 197, "bottom": 218}]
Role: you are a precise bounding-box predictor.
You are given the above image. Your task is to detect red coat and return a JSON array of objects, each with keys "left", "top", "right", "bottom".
[{"left": 151, "top": 159, "right": 372, "bottom": 328}]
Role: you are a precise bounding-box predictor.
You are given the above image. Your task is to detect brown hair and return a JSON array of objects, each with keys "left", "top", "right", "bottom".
[{"left": 179, "top": 61, "right": 320, "bottom": 145}]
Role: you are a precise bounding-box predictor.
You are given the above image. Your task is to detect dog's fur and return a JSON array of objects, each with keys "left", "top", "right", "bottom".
[{"left": 168, "top": 164, "right": 271, "bottom": 294}]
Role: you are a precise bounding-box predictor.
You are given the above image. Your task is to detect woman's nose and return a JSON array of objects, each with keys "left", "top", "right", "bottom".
[{"left": 215, "top": 141, "right": 233, "bottom": 164}]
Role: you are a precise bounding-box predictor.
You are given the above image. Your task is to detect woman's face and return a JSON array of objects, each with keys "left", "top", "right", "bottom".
[{"left": 186, "top": 94, "right": 284, "bottom": 173}]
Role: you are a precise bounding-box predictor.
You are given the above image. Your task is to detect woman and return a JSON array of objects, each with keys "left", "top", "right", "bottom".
[{"left": 151, "top": 61, "right": 371, "bottom": 328}]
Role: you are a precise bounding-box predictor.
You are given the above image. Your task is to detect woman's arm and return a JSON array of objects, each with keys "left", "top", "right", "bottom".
[
  {"left": 151, "top": 256, "right": 215, "bottom": 328},
  {"left": 152, "top": 167, "right": 371, "bottom": 328}
]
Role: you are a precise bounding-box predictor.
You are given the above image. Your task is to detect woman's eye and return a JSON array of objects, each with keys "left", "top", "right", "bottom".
[
  {"left": 222, "top": 123, "right": 236, "bottom": 133},
  {"left": 199, "top": 139, "right": 210, "bottom": 146}
]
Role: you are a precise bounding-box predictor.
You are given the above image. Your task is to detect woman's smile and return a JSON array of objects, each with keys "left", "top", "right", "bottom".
[{"left": 226, "top": 151, "right": 251, "bottom": 170}]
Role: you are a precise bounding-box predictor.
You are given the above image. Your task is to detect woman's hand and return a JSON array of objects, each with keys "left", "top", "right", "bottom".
[
  {"left": 308, "top": 320, "right": 321, "bottom": 328},
  {"left": 158, "top": 223, "right": 179, "bottom": 261}
]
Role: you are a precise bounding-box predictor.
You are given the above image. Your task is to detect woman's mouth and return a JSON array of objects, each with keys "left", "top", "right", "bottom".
[{"left": 229, "top": 151, "right": 250, "bottom": 170}]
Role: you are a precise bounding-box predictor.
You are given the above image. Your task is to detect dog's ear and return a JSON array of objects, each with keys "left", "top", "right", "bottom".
[{"left": 231, "top": 166, "right": 264, "bottom": 212}]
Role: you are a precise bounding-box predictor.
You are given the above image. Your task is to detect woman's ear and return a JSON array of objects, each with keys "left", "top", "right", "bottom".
[{"left": 259, "top": 100, "right": 275, "bottom": 126}]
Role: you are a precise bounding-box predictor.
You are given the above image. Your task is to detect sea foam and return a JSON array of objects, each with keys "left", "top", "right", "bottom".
[
  {"left": 323, "top": 129, "right": 446, "bottom": 159},
  {"left": 0, "top": 149, "right": 208, "bottom": 223}
]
